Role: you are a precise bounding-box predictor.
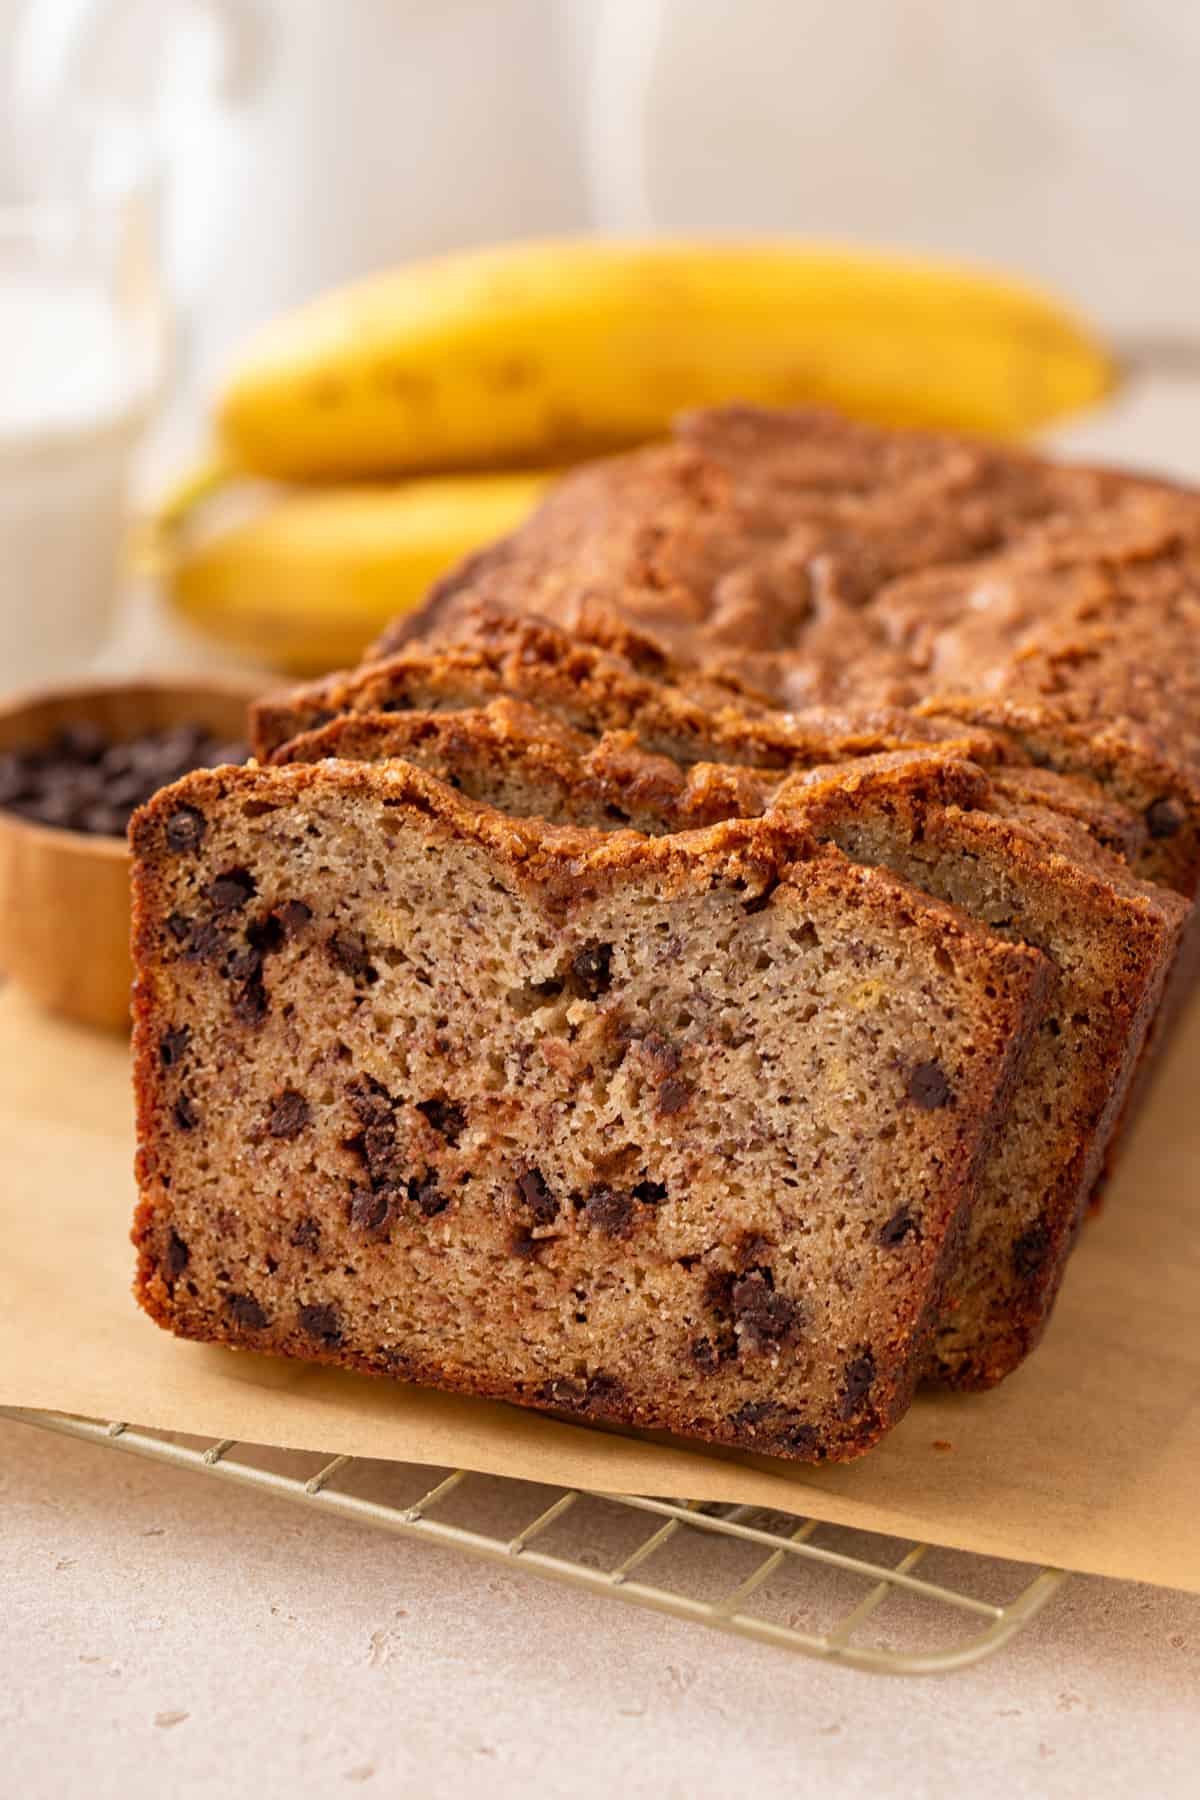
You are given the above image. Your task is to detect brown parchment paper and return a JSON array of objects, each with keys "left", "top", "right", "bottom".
[{"left": 2, "top": 985, "right": 1197, "bottom": 1592}]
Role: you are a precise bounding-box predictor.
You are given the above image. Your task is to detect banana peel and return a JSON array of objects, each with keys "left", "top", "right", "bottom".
[
  {"left": 216, "top": 238, "right": 1117, "bottom": 481},
  {"left": 156, "top": 468, "right": 549, "bottom": 675}
]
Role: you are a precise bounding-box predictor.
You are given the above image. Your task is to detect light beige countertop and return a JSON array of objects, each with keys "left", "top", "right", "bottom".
[
  {"left": 5, "top": 376, "right": 1200, "bottom": 1795},
  {"left": 5, "top": 1417, "right": 1199, "bottom": 1799}
]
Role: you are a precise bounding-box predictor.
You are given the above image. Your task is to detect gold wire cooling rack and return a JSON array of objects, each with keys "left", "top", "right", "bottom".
[{"left": 4, "top": 1404, "right": 1066, "bottom": 1675}]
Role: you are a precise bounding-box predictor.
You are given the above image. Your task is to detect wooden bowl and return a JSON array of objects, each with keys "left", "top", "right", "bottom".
[{"left": 0, "top": 675, "right": 261, "bottom": 1033}]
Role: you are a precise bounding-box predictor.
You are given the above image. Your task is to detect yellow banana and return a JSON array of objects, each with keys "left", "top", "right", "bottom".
[
  {"left": 217, "top": 238, "right": 1116, "bottom": 481},
  {"left": 159, "top": 468, "right": 549, "bottom": 675}
]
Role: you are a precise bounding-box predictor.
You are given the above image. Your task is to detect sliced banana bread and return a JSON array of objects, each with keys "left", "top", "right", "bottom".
[
  {"left": 267, "top": 705, "right": 1186, "bottom": 1386},
  {"left": 249, "top": 610, "right": 1011, "bottom": 773},
  {"left": 130, "top": 759, "right": 1050, "bottom": 1461}
]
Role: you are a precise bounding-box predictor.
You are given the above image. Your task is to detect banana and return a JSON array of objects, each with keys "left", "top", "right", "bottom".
[
  {"left": 217, "top": 238, "right": 1116, "bottom": 481},
  {"left": 159, "top": 469, "right": 549, "bottom": 675}
]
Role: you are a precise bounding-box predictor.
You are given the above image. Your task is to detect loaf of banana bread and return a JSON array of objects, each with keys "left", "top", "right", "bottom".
[
  {"left": 367, "top": 409, "right": 1200, "bottom": 901},
  {"left": 130, "top": 759, "right": 1051, "bottom": 1460},
  {"left": 271, "top": 702, "right": 1186, "bottom": 1386}
]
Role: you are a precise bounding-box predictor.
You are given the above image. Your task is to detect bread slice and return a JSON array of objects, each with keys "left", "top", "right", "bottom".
[
  {"left": 270, "top": 705, "right": 1187, "bottom": 1387},
  {"left": 130, "top": 759, "right": 1050, "bottom": 1461},
  {"left": 249, "top": 610, "right": 1011, "bottom": 772}
]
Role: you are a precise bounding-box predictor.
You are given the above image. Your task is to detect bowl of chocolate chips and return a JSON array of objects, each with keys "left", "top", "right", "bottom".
[{"left": 0, "top": 677, "right": 258, "bottom": 1030}]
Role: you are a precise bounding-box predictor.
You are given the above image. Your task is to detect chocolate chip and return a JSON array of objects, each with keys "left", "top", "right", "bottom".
[
  {"left": 657, "top": 1075, "right": 694, "bottom": 1117},
  {"left": 731, "top": 1270, "right": 800, "bottom": 1354},
  {"left": 510, "top": 1230, "right": 541, "bottom": 1259},
  {"left": 173, "top": 1094, "right": 199, "bottom": 1131},
  {"left": 246, "top": 913, "right": 285, "bottom": 955},
  {"left": 780, "top": 1422, "right": 822, "bottom": 1458},
  {"left": 206, "top": 867, "right": 256, "bottom": 912},
  {"left": 1146, "top": 796, "right": 1186, "bottom": 840},
  {"left": 165, "top": 1230, "right": 190, "bottom": 1279},
  {"left": 879, "top": 1206, "right": 919, "bottom": 1248},
  {"left": 166, "top": 913, "right": 192, "bottom": 943},
  {"left": 729, "top": 1400, "right": 779, "bottom": 1431},
  {"left": 535, "top": 1373, "right": 624, "bottom": 1413},
  {"left": 362, "top": 1121, "right": 400, "bottom": 1177},
  {"left": 0, "top": 752, "right": 30, "bottom": 806},
  {"left": 907, "top": 1059, "right": 953, "bottom": 1109},
  {"left": 348, "top": 1075, "right": 394, "bottom": 1129},
  {"left": 409, "top": 1174, "right": 447, "bottom": 1218},
  {"left": 225, "top": 1292, "right": 268, "bottom": 1330},
  {"left": 298, "top": 1303, "right": 343, "bottom": 1346},
  {"left": 166, "top": 806, "right": 206, "bottom": 851},
  {"left": 275, "top": 899, "right": 312, "bottom": 939},
  {"left": 349, "top": 1186, "right": 394, "bottom": 1232},
  {"left": 640, "top": 1031, "right": 681, "bottom": 1072},
  {"left": 1, "top": 727, "right": 245, "bottom": 838},
  {"left": 224, "top": 945, "right": 263, "bottom": 983},
  {"left": 1012, "top": 1219, "right": 1051, "bottom": 1281},
  {"left": 268, "top": 1088, "right": 311, "bottom": 1139},
  {"left": 231, "top": 978, "right": 268, "bottom": 1025},
  {"left": 516, "top": 1166, "right": 558, "bottom": 1223},
  {"left": 584, "top": 1187, "right": 635, "bottom": 1237},
  {"left": 57, "top": 722, "right": 108, "bottom": 764},
  {"left": 839, "top": 1351, "right": 876, "bottom": 1419},
  {"left": 290, "top": 1216, "right": 321, "bottom": 1250},
  {"left": 328, "top": 929, "right": 377, "bottom": 983},
  {"left": 159, "top": 1026, "right": 190, "bottom": 1068},
  {"left": 632, "top": 1179, "right": 668, "bottom": 1204},
  {"left": 571, "top": 940, "right": 613, "bottom": 996},
  {"left": 183, "top": 921, "right": 228, "bottom": 964},
  {"left": 417, "top": 1097, "right": 466, "bottom": 1144},
  {"left": 690, "top": 1336, "right": 720, "bottom": 1372}
]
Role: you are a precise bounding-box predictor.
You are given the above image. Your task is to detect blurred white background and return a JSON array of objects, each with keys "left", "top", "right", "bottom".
[{"left": 9, "top": 0, "right": 1200, "bottom": 412}]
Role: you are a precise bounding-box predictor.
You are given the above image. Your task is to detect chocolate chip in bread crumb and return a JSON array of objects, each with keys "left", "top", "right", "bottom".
[
  {"left": 657, "top": 1074, "right": 694, "bottom": 1116},
  {"left": 731, "top": 1270, "right": 800, "bottom": 1354},
  {"left": 584, "top": 1186, "right": 635, "bottom": 1237},
  {"left": 275, "top": 899, "right": 312, "bottom": 939},
  {"left": 224, "top": 945, "right": 263, "bottom": 984},
  {"left": 780, "top": 1421, "right": 823, "bottom": 1458},
  {"left": 417, "top": 1098, "right": 466, "bottom": 1143},
  {"left": 165, "top": 1230, "right": 190, "bottom": 1279},
  {"left": 206, "top": 867, "right": 257, "bottom": 912},
  {"left": 166, "top": 912, "right": 191, "bottom": 944},
  {"left": 907, "top": 1059, "right": 953, "bottom": 1109},
  {"left": 226, "top": 1292, "right": 269, "bottom": 1330},
  {"left": 1146, "top": 796, "right": 1186, "bottom": 839},
  {"left": 166, "top": 806, "right": 207, "bottom": 851},
  {"left": 290, "top": 1216, "right": 321, "bottom": 1249},
  {"left": 298, "top": 1303, "right": 343, "bottom": 1345},
  {"left": 328, "top": 929, "right": 377, "bottom": 983},
  {"left": 349, "top": 1186, "right": 395, "bottom": 1233},
  {"left": 268, "top": 1088, "right": 311, "bottom": 1139},
  {"left": 231, "top": 978, "right": 269, "bottom": 1025},
  {"left": 632, "top": 1179, "right": 668, "bottom": 1204},
  {"left": 516, "top": 1166, "right": 558, "bottom": 1222},
  {"left": 690, "top": 1336, "right": 720, "bottom": 1372},
  {"left": 159, "top": 1026, "right": 190, "bottom": 1068},
  {"left": 1012, "top": 1219, "right": 1051, "bottom": 1281},
  {"left": 879, "top": 1206, "right": 919, "bottom": 1247},
  {"left": 172, "top": 1094, "right": 200, "bottom": 1131},
  {"left": 571, "top": 940, "right": 613, "bottom": 996},
  {"left": 409, "top": 1174, "right": 448, "bottom": 1217},
  {"left": 840, "top": 1351, "right": 876, "bottom": 1419}
]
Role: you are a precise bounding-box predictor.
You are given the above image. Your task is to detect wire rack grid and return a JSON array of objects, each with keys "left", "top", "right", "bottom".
[{"left": 4, "top": 1404, "right": 1066, "bottom": 1676}]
